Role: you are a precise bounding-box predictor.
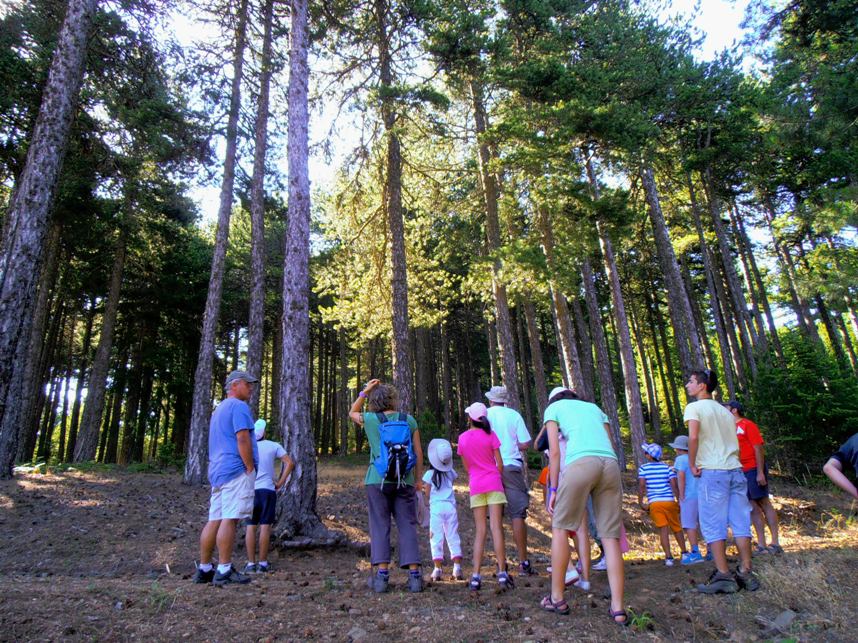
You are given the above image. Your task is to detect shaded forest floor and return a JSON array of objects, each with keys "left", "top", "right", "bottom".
[{"left": 1, "top": 458, "right": 857, "bottom": 642}]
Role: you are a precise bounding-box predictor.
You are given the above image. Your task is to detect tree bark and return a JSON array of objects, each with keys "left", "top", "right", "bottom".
[
  {"left": 184, "top": 0, "right": 250, "bottom": 485},
  {"left": 640, "top": 166, "right": 703, "bottom": 375},
  {"left": 522, "top": 298, "right": 548, "bottom": 419},
  {"left": 0, "top": 0, "right": 99, "bottom": 478},
  {"left": 66, "top": 300, "right": 95, "bottom": 458},
  {"left": 246, "top": 0, "right": 275, "bottom": 416},
  {"left": 440, "top": 324, "right": 454, "bottom": 438},
  {"left": 74, "top": 231, "right": 127, "bottom": 461},
  {"left": 275, "top": 0, "right": 338, "bottom": 544},
  {"left": 470, "top": 79, "right": 521, "bottom": 409}
]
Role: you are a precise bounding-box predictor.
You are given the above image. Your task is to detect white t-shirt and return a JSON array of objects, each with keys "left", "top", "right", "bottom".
[
  {"left": 422, "top": 469, "right": 457, "bottom": 510},
  {"left": 255, "top": 439, "right": 287, "bottom": 491},
  {"left": 487, "top": 405, "right": 531, "bottom": 467}
]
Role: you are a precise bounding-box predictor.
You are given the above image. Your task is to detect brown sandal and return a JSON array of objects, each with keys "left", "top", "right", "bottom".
[
  {"left": 540, "top": 595, "right": 570, "bottom": 614},
  {"left": 609, "top": 608, "right": 629, "bottom": 626}
]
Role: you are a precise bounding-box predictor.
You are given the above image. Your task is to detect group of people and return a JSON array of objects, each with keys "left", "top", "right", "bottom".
[{"left": 192, "top": 366, "right": 858, "bottom": 625}]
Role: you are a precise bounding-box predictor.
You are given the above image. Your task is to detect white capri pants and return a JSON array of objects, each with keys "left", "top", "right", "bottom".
[{"left": 429, "top": 503, "right": 462, "bottom": 561}]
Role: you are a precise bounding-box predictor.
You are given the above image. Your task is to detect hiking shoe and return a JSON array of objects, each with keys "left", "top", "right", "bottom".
[
  {"left": 430, "top": 567, "right": 443, "bottom": 582},
  {"left": 735, "top": 567, "right": 760, "bottom": 592},
  {"left": 243, "top": 562, "right": 257, "bottom": 574},
  {"left": 697, "top": 569, "right": 739, "bottom": 594},
  {"left": 753, "top": 544, "right": 770, "bottom": 556},
  {"left": 370, "top": 573, "right": 390, "bottom": 593},
  {"left": 767, "top": 543, "right": 784, "bottom": 555},
  {"left": 498, "top": 571, "right": 515, "bottom": 591},
  {"left": 256, "top": 563, "right": 271, "bottom": 573},
  {"left": 519, "top": 559, "right": 537, "bottom": 576},
  {"left": 213, "top": 566, "right": 251, "bottom": 586},
  {"left": 665, "top": 557, "right": 675, "bottom": 567},
  {"left": 193, "top": 566, "right": 214, "bottom": 584},
  {"left": 591, "top": 557, "right": 608, "bottom": 571},
  {"left": 469, "top": 574, "right": 482, "bottom": 591},
  {"left": 408, "top": 572, "right": 424, "bottom": 593},
  {"left": 704, "top": 551, "right": 713, "bottom": 562},
  {"left": 681, "top": 551, "right": 705, "bottom": 566}
]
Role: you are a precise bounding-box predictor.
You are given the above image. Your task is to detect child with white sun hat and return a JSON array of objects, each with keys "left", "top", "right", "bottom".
[{"left": 422, "top": 438, "right": 463, "bottom": 581}]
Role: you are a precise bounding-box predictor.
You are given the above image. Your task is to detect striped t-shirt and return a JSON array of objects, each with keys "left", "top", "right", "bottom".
[{"left": 638, "top": 461, "right": 677, "bottom": 503}]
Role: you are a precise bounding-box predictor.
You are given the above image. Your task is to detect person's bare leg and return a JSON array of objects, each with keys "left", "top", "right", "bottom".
[
  {"left": 245, "top": 525, "right": 257, "bottom": 563},
  {"left": 659, "top": 525, "right": 671, "bottom": 559},
  {"left": 200, "top": 520, "right": 220, "bottom": 564},
  {"left": 216, "top": 519, "right": 238, "bottom": 566},
  {"left": 512, "top": 517, "right": 527, "bottom": 562},
  {"left": 603, "top": 538, "right": 625, "bottom": 622},
  {"left": 759, "top": 497, "right": 780, "bottom": 546},
  {"left": 551, "top": 526, "right": 570, "bottom": 602},
  {"left": 258, "top": 524, "right": 272, "bottom": 563},
  {"left": 489, "top": 503, "right": 507, "bottom": 572},
  {"left": 574, "top": 521, "right": 591, "bottom": 583},
  {"left": 736, "top": 536, "right": 753, "bottom": 572},
  {"left": 471, "top": 506, "right": 487, "bottom": 577},
  {"left": 750, "top": 501, "right": 766, "bottom": 547},
  {"left": 709, "top": 540, "right": 729, "bottom": 574},
  {"left": 673, "top": 529, "right": 687, "bottom": 553}
]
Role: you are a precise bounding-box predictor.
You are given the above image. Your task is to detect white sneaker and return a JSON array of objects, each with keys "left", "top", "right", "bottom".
[
  {"left": 665, "top": 558, "right": 675, "bottom": 567},
  {"left": 546, "top": 565, "right": 553, "bottom": 573},
  {"left": 564, "top": 567, "right": 580, "bottom": 587},
  {"left": 430, "top": 567, "right": 443, "bottom": 581},
  {"left": 591, "top": 557, "right": 607, "bottom": 571},
  {"left": 573, "top": 579, "right": 591, "bottom": 591}
]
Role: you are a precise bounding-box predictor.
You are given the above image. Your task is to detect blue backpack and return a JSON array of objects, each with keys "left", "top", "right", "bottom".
[{"left": 373, "top": 412, "right": 416, "bottom": 487}]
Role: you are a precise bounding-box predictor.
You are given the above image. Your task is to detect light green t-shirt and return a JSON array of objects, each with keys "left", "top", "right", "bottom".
[
  {"left": 543, "top": 399, "right": 616, "bottom": 466},
  {"left": 362, "top": 411, "right": 419, "bottom": 486},
  {"left": 683, "top": 399, "right": 741, "bottom": 470}
]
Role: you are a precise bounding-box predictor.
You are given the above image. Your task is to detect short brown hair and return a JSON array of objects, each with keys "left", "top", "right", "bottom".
[{"left": 367, "top": 383, "right": 399, "bottom": 413}]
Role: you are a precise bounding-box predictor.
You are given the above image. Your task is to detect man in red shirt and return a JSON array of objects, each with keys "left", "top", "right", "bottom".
[{"left": 727, "top": 401, "right": 783, "bottom": 554}]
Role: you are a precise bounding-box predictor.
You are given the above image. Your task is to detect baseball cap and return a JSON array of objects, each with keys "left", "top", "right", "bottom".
[
  {"left": 225, "top": 370, "right": 259, "bottom": 388},
  {"left": 465, "top": 402, "right": 488, "bottom": 421},
  {"left": 642, "top": 442, "right": 663, "bottom": 460}
]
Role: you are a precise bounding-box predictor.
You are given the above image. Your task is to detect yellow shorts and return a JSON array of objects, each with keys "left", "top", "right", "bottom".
[
  {"left": 470, "top": 491, "right": 507, "bottom": 508},
  {"left": 649, "top": 500, "right": 681, "bottom": 532}
]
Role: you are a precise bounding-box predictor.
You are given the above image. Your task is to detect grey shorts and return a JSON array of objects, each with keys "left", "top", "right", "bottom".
[{"left": 502, "top": 465, "right": 530, "bottom": 519}]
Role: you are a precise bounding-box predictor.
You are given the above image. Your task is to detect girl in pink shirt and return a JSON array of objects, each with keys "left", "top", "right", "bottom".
[{"left": 457, "top": 402, "right": 513, "bottom": 592}]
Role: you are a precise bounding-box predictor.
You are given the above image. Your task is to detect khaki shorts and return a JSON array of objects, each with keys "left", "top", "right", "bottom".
[
  {"left": 552, "top": 456, "right": 622, "bottom": 538},
  {"left": 470, "top": 491, "right": 507, "bottom": 508},
  {"left": 649, "top": 500, "right": 681, "bottom": 532},
  {"left": 209, "top": 471, "right": 255, "bottom": 521}
]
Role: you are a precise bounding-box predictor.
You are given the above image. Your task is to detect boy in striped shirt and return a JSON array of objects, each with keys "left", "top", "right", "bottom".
[{"left": 638, "top": 443, "right": 688, "bottom": 566}]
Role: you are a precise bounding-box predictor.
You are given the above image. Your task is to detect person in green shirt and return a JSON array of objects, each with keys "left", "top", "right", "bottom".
[{"left": 349, "top": 379, "right": 424, "bottom": 594}]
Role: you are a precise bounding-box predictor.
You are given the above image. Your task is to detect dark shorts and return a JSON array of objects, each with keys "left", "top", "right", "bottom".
[
  {"left": 502, "top": 464, "right": 530, "bottom": 520},
  {"left": 248, "top": 489, "right": 277, "bottom": 525},
  {"left": 745, "top": 466, "right": 770, "bottom": 501}
]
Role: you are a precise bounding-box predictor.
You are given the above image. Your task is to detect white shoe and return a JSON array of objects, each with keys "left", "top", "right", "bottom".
[
  {"left": 546, "top": 565, "right": 552, "bottom": 573},
  {"left": 564, "top": 567, "right": 580, "bottom": 587},
  {"left": 665, "top": 558, "right": 675, "bottom": 567},
  {"left": 573, "top": 579, "right": 591, "bottom": 591},
  {"left": 591, "top": 557, "right": 607, "bottom": 571},
  {"left": 430, "top": 567, "right": 443, "bottom": 581}
]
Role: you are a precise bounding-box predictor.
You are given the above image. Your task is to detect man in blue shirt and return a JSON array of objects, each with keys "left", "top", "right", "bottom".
[{"left": 193, "top": 370, "right": 259, "bottom": 586}]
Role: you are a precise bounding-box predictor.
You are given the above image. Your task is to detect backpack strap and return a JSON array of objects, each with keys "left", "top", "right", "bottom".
[
  {"left": 398, "top": 413, "right": 407, "bottom": 422},
  {"left": 376, "top": 412, "right": 388, "bottom": 425}
]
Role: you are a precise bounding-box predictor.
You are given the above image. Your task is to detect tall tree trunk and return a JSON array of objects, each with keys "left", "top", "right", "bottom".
[
  {"left": 339, "top": 329, "right": 349, "bottom": 455},
  {"left": 484, "top": 314, "right": 499, "bottom": 384},
  {"left": 536, "top": 204, "right": 585, "bottom": 393},
  {"left": 275, "top": 0, "right": 335, "bottom": 544},
  {"left": 184, "top": 0, "right": 250, "bottom": 485},
  {"left": 133, "top": 363, "right": 155, "bottom": 462},
  {"left": 246, "top": 0, "right": 275, "bottom": 416},
  {"left": 514, "top": 306, "right": 534, "bottom": 431},
  {"left": 415, "top": 327, "right": 432, "bottom": 417},
  {"left": 440, "top": 324, "right": 454, "bottom": 438},
  {"left": 74, "top": 232, "right": 127, "bottom": 461},
  {"left": 0, "top": 0, "right": 99, "bottom": 478},
  {"left": 119, "top": 339, "right": 143, "bottom": 465},
  {"left": 650, "top": 294, "right": 683, "bottom": 430},
  {"left": 470, "top": 80, "right": 521, "bottom": 409},
  {"left": 375, "top": 0, "right": 414, "bottom": 413},
  {"left": 17, "top": 222, "right": 61, "bottom": 462},
  {"left": 728, "top": 205, "right": 768, "bottom": 347},
  {"left": 66, "top": 300, "right": 95, "bottom": 459},
  {"left": 522, "top": 298, "right": 548, "bottom": 419},
  {"left": 104, "top": 344, "right": 129, "bottom": 464},
  {"left": 641, "top": 166, "right": 703, "bottom": 375},
  {"left": 581, "top": 258, "right": 625, "bottom": 468},
  {"left": 57, "top": 314, "right": 77, "bottom": 462},
  {"left": 571, "top": 295, "right": 595, "bottom": 396},
  {"left": 702, "top": 172, "right": 758, "bottom": 377}
]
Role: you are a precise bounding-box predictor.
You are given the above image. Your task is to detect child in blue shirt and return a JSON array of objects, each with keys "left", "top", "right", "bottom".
[
  {"left": 668, "top": 435, "right": 706, "bottom": 565},
  {"left": 638, "top": 443, "right": 688, "bottom": 566}
]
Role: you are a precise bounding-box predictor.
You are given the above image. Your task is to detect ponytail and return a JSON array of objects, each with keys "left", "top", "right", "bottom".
[{"left": 471, "top": 415, "right": 492, "bottom": 434}]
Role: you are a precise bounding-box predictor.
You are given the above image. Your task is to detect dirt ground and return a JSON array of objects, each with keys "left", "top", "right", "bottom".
[{"left": 1, "top": 458, "right": 856, "bottom": 642}]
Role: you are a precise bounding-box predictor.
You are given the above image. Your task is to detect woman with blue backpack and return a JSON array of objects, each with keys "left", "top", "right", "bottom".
[{"left": 349, "top": 378, "right": 425, "bottom": 593}]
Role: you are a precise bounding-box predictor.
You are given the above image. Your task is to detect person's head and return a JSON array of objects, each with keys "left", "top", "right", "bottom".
[
  {"left": 642, "top": 442, "right": 662, "bottom": 462},
  {"left": 367, "top": 383, "right": 399, "bottom": 412},
  {"left": 225, "top": 370, "right": 259, "bottom": 401},
  {"left": 726, "top": 400, "right": 744, "bottom": 418},
  {"left": 485, "top": 385, "right": 509, "bottom": 407},
  {"left": 548, "top": 386, "right": 579, "bottom": 406},
  {"left": 465, "top": 402, "right": 491, "bottom": 433},
  {"left": 667, "top": 435, "right": 689, "bottom": 454},
  {"left": 686, "top": 368, "right": 718, "bottom": 399}
]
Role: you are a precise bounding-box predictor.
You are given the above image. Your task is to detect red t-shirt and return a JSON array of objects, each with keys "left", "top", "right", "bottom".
[{"left": 736, "top": 418, "right": 764, "bottom": 471}]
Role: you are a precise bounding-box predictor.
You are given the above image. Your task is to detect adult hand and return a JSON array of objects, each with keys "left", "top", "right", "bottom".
[
  {"left": 364, "top": 378, "right": 381, "bottom": 393},
  {"left": 757, "top": 471, "right": 767, "bottom": 486},
  {"left": 547, "top": 490, "right": 557, "bottom": 516},
  {"left": 246, "top": 467, "right": 255, "bottom": 476},
  {"left": 691, "top": 464, "right": 701, "bottom": 477}
]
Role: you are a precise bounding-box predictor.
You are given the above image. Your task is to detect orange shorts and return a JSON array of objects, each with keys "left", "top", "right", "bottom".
[{"left": 649, "top": 500, "right": 681, "bottom": 532}]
